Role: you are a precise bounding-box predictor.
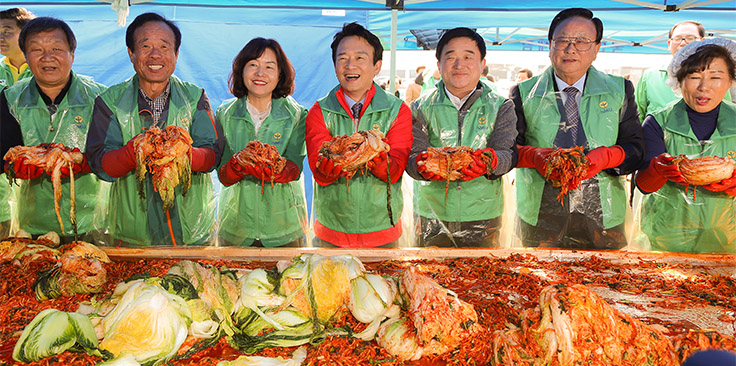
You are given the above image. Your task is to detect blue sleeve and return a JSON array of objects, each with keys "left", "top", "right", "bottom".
[{"left": 640, "top": 114, "right": 665, "bottom": 170}]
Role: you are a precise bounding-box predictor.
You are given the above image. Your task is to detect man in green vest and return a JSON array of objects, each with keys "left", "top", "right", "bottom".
[
  {"left": 406, "top": 27, "right": 518, "bottom": 247},
  {"left": 510, "top": 8, "right": 644, "bottom": 249},
  {"left": 0, "top": 17, "right": 107, "bottom": 242},
  {"left": 86, "top": 12, "right": 224, "bottom": 246},
  {"left": 0, "top": 7, "right": 34, "bottom": 238},
  {"left": 635, "top": 21, "right": 706, "bottom": 122},
  {"left": 305, "top": 22, "right": 412, "bottom": 248}
]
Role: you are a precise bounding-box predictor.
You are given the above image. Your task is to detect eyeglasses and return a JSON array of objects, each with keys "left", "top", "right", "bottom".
[
  {"left": 670, "top": 35, "right": 699, "bottom": 43},
  {"left": 552, "top": 37, "right": 595, "bottom": 51}
]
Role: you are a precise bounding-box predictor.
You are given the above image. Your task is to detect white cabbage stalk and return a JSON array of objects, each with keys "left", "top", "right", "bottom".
[
  {"left": 190, "top": 319, "right": 219, "bottom": 339},
  {"left": 99, "top": 280, "right": 191, "bottom": 366},
  {"left": 354, "top": 303, "right": 401, "bottom": 341},
  {"left": 38, "top": 231, "right": 60, "bottom": 246},
  {"left": 349, "top": 274, "right": 397, "bottom": 324},
  {"left": 216, "top": 346, "right": 307, "bottom": 366},
  {"left": 328, "top": 254, "right": 366, "bottom": 280},
  {"left": 375, "top": 317, "right": 424, "bottom": 361},
  {"left": 234, "top": 269, "right": 285, "bottom": 330},
  {"left": 12, "top": 309, "right": 101, "bottom": 363}
]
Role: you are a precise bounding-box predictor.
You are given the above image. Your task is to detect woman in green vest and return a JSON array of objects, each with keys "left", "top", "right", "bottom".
[
  {"left": 217, "top": 38, "right": 307, "bottom": 247},
  {"left": 636, "top": 38, "right": 736, "bottom": 253}
]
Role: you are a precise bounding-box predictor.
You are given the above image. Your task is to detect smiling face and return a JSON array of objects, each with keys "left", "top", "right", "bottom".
[
  {"left": 25, "top": 29, "right": 73, "bottom": 91},
  {"left": 243, "top": 47, "right": 279, "bottom": 100},
  {"left": 549, "top": 16, "right": 601, "bottom": 85},
  {"left": 681, "top": 57, "right": 732, "bottom": 113},
  {"left": 128, "top": 21, "right": 178, "bottom": 97},
  {"left": 438, "top": 36, "right": 485, "bottom": 98},
  {"left": 334, "top": 35, "right": 381, "bottom": 101},
  {"left": 0, "top": 19, "right": 22, "bottom": 60}
]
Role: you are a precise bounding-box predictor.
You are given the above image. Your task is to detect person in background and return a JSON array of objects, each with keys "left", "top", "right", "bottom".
[
  {"left": 0, "top": 7, "right": 34, "bottom": 238},
  {"left": 0, "top": 8, "right": 34, "bottom": 88},
  {"left": 405, "top": 74, "right": 423, "bottom": 105},
  {"left": 510, "top": 8, "right": 644, "bottom": 249},
  {"left": 635, "top": 21, "right": 708, "bottom": 122},
  {"left": 305, "top": 22, "right": 412, "bottom": 248},
  {"left": 635, "top": 38, "right": 736, "bottom": 253},
  {"left": 217, "top": 37, "right": 307, "bottom": 247},
  {"left": 0, "top": 17, "right": 107, "bottom": 242},
  {"left": 480, "top": 65, "right": 499, "bottom": 92},
  {"left": 406, "top": 27, "right": 517, "bottom": 247},
  {"left": 86, "top": 12, "right": 224, "bottom": 246},
  {"left": 516, "top": 68, "right": 533, "bottom": 83},
  {"left": 421, "top": 68, "right": 441, "bottom": 96}
]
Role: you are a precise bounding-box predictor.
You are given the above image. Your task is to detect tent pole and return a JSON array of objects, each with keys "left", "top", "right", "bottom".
[{"left": 390, "top": 9, "right": 397, "bottom": 94}]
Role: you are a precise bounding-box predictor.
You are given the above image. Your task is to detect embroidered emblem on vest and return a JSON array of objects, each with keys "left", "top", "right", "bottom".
[
  {"left": 372, "top": 123, "right": 381, "bottom": 131},
  {"left": 728, "top": 150, "right": 736, "bottom": 159},
  {"left": 599, "top": 100, "right": 613, "bottom": 113},
  {"left": 478, "top": 117, "right": 487, "bottom": 125},
  {"left": 274, "top": 132, "right": 282, "bottom": 140}
]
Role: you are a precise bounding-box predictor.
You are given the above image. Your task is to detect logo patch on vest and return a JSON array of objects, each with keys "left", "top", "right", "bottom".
[
  {"left": 477, "top": 116, "right": 489, "bottom": 131},
  {"left": 180, "top": 117, "right": 190, "bottom": 127},
  {"left": 728, "top": 150, "right": 736, "bottom": 159},
  {"left": 599, "top": 101, "right": 613, "bottom": 113},
  {"left": 372, "top": 124, "right": 381, "bottom": 131},
  {"left": 74, "top": 115, "right": 85, "bottom": 129}
]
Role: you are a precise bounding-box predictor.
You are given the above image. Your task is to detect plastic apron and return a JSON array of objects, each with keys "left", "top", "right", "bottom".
[
  {"left": 516, "top": 66, "right": 627, "bottom": 230},
  {"left": 413, "top": 81, "right": 505, "bottom": 222},
  {"left": 99, "top": 75, "right": 216, "bottom": 246},
  {"left": 5, "top": 72, "right": 107, "bottom": 235},
  {"left": 640, "top": 100, "right": 736, "bottom": 253},
  {"left": 216, "top": 96, "right": 308, "bottom": 247},
  {"left": 314, "top": 84, "right": 403, "bottom": 234},
  {"left": 0, "top": 59, "right": 33, "bottom": 224}
]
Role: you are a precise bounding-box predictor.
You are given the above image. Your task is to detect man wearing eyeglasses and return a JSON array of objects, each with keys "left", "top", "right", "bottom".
[
  {"left": 510, "top": 8, "right": 644, "bottom": 249},
  {"left": 635, "top": 21, "right": 706, "bottom": 122}
]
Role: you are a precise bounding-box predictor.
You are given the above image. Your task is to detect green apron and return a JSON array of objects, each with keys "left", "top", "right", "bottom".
[
  {"left": 99, "top": 75, "right": 217, "bottom": 246},
  {"left": 314, "top": 83, "right": 403, "bottom": 234},
  {"left": 413, "top": 81, "right": 506, "bottom": 222},
  {"left": 516, "top": 66, "right": 627, "bottom": 229},
  {"left": 641, "top": 100, "right": 736, "bottom": 253},
  {"left": 5, "top": 72, "right": 107, "bottom": 235},
  {"left": 216, "top": 96, "right": 307, "bottom": 247}
]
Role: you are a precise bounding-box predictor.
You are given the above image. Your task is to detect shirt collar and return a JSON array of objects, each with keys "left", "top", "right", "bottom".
[
  {"left": 35, "top": 73, "right": 73, "bottom": 106},
  {"left": 344, "top": 94, "right": 366, "bottom": 110},
  {"left": 444, "top": 85, "right": 477, "bottom": 110},
  {"left": 554, "top": 72, "right": 586, "bottom": 94},
  {"left": 4, "top": 57, "right": 28, "bottom": 80},
  {"left": 139, "top": 83, "right": 171, "bottom": 103}
]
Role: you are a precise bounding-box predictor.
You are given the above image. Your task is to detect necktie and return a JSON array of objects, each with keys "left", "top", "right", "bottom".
[
  {"left": 351, "top": 102, "right": 363, "bottom": 125},
  {"left": 563, "top": 87, "right": 581, "bottom": 142}
]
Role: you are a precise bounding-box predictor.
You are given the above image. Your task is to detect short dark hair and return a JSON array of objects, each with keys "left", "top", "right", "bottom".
[
  {"left": 519, "top": 68, "right": 533, "bottom": 78},
  {"left": 126, "top": 12, "right": 181, "bottom": 53},
  {"left": 18, "top": 17, "right": 76, "bottom": 54},
  {"left": 435, "top": 27, "right": 486, "bottom": 61},
  {"left": 676, "top": 44, "right": 735, "bottom": 85},
  {"left": 548, "top": 8, "right": 603, "bottom": 43},
  {"left": 669, "top": 21, "right": 705, "bottom": 38},
  {"left": 0, "top": 8, "right": 35, "bottom": 29},
  {"left": 229, "top": 37, "right": 295, "bottom": 99},
  {"left": 330, "top": 22, "right": 383, "bottom": 65}
]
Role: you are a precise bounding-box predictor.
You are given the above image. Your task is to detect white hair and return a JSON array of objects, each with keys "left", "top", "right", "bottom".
[{"left": 666, "top": 37, "right": 736, "bottom": 96}]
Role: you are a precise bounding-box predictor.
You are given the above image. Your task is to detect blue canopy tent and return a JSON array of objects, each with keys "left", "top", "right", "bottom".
[{"left": 3, "top": 0, "right": 735, "bottom": 223}]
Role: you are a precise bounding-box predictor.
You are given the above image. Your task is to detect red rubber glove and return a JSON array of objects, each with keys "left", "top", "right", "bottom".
[
  {"left": 218, "top": 157, "right": 247, "bottom": 186},
  {"left": 190, "top": 147, "right": 216, "bottom": 172},
  {"left": 60, "top": 148, "right": 91, "bottom": 178},
  {"left": 702, "top": 169, "right": 736, "bottom": 196},
  {"left": 416, "top": 151, "right": 443, "bottom": 181},
  {"left": 246, "top": 161, "right": 300, "bottom": 184},
  {"left": 369, "top": 151, "right": 391, "bottom": 182},
  {"left": 516, "top": 145, "right": 553, "bottom": 177},
  {"left": 636, "top": 153, "right": 686, "bottom": 193},
  {"left": 582, "top": 145, "right": 626, "bottom": 180},
  {"left": 5, "top": 157, "right": 43, "bottom": 180},
  {"left": 461, "top": 147, "right": 498, "bottom": 181},
  {"left": 101, "top": 136, "right": 138, "bottom": 178},
  {"left": 315, "top": 154, "right": 343, "bottom": 183}
]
